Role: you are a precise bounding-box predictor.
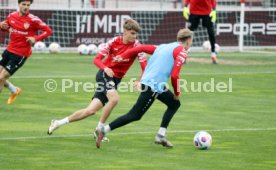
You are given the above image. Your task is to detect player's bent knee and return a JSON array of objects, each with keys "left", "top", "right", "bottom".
[
  {"left": 108, "top": 95, "right": 120, "bottom": 105},
  {"left": 171, "top": 100, "right": 181, "bottom": 110},
  {"left": 0, "top": 72, "right": 10, "bottom": 81},
  {"left": 0, "top": 77, "right": 7, "bottom": 83}
]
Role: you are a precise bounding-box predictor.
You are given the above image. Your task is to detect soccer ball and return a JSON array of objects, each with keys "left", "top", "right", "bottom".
[
  {"left": 193, "top": 131, "right": 212, "bottom": 150},
  {"left": 97, "top": 43, "right": 107, "bottom": 52},
  {"left": 87, "top": 44, "right": 98, "bottom": 55},
  {"left": 77, "top": 44, "right": 89, "bottom": 55},
  {"left": 202, "top": 41, "right": 220, "bottom": 53},
  {"left": 202, "top": 41, "right": 211, "bottom": 50},
  {"left": 34, "top": 41, "right": 46, "bottom": 51},
  {"left": 49, "top": 42, "right": 61, "bottom": 53}
]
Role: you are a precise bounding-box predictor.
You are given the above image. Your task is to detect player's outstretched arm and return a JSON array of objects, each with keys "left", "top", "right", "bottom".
[{"left": 121, "top": 45, "right": 156, "bottom": 60}]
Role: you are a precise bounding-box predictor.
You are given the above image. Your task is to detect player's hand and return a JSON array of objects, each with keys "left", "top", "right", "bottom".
[
  {"left": 183, "top": 6, "right": 189, "bottom": 20},
  {"left": 104, "top": 67, "right": 114, "bottom": 77},
  {"left": 26, "top": 37, "right": 36, "bottom": 45},
  {"left": 0, "top": 21, "right": 9, "bottom": 30},
  {"left": 174, "top": 95, "right": 180, "bottom": 100},
  {"left": 209, "top": 10, "right": 217, "bottom": 23}
]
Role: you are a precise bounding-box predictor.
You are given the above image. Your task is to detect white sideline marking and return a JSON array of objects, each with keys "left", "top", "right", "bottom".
[
  {"left": 0, "top": 128, "right": 275, "bottom": 141},
  {"left": 12, "top": 71, "right": 276, "bottom": 79}
]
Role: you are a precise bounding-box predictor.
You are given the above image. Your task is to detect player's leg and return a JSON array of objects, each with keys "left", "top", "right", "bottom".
[
  {"left": 4, "top": 80, "right": 18, "bottom": 94},
  {"left": 0, "top": 50, "right": 10, "bottom": 92},
  {"left": 185, "top": 14, "right": 200, "bottom": 64},
  {"left": 95, "top": 84, "right": 157, "bottom": 148},
  {"left": 202, "top": 15, "right": 218, "bottom": 64},
  {"left": 93, "top": 71, "right": 121, "bottom": 143},
  {"left": 94, "top": 89, "right": 119, "bottom": 142},
  {"left": 96, "top": 75, "right": 121, "bottom": 129},
  {"left": 47, "top": 98, "right": 103, "bottom": 135},
  {"left": 0, "top": 68, "right": 15, "bottom": 95},
  {"left": 157, "top": 90, "right": 181, "bottom": 130},
  {"left": 0, "top": 66, "right": 5, "bottom": 89},
  {"left": 68, "top": 98, "right": 103, "bottom": 122},
  {"left": 0, "top": 52, "right": 12, "bottom": 91},
  {"left": 188, "top": 14, "right": 200, "bottom": 31},
  {"left": 108, "top": 84, "right": 157, "bottom": 131},
  {"left": 6, "top": 80, "right": 22, "bottom": 104},
  {"left": 97, "top": 89, "right": 119, "bottom": 128},
  {"left": 47, "top": 70, "right": 109, "bottom": 135},
  {"left": 155, "top": 89, "right": 181, "bottom": 148},
  {"left": 0, "top": 68, "right": 11, "bottom": 92},
  {"left": 0, "top": 51, "right": 26, "bottom": 103}
]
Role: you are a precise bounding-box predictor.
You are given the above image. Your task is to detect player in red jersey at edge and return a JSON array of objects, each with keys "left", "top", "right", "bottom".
[
  {"left": 0, "top": 0, "right": 52, "bottom": 104},
  {"left": 47, "top": 19, "right": 147, "bottom": 143}
]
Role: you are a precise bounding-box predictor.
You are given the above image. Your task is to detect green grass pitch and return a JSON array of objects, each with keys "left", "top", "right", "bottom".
[{"left": 0, "top": 52, "right": 276, "bottom": 170}]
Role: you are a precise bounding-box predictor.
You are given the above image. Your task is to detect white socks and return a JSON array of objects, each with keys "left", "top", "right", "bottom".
[
  {"left": 104, "top": 125, "right": 111, "bottom": 133},
  {"left": 97, "top": 122, "right": 105, "bottom": 129},
  {"left": 211, "top": 52, "right": 217, "bottom": 57},
  {"left": 158, "top": 127, "right": 167, "bottom": 136},
  {"left": 57, "top": 117, "right": 69, "bottom": 126},
  {"left": 7, "top": 82, "right": 17, "bottom": 93},
  {"left": 97, "top": 122, "right": 110, "bottom": 134}
]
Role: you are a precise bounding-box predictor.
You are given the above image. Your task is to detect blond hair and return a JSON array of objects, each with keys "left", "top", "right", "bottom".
[
  {"left": 177, "top": 28, "right": 193, "bottom": 42},
  {"left": 123, "top": 18, "right": 141, "bottom": 32}
]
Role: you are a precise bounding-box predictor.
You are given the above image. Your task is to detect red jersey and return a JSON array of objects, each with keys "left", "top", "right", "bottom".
[
  {"left": 3, "top": 11, "right": 52, "bottom": 57},
  {"left": 119, "top": 45, "right": 187, "bottom": 96},
  {"left": 93, "top": 36, "right": 147, "bottom": 79},
  {"left": 184, "top": 0, "right": 216, "bottom": 15}
]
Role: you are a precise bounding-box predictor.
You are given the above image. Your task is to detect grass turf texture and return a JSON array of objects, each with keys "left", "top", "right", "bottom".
[{"left": 0, "top": 52, "right": 276, "bottom": 170}]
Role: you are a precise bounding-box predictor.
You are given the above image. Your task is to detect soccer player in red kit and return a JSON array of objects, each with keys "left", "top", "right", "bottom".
[
  {"left": 183, "top": 0, "right": 218, "bottom": 64},
  {"left": 47, "top": 19, "right": 147, "bottom": 142},
  {"left": 0, "top": 0, "right": 52, "bottom": 104}
]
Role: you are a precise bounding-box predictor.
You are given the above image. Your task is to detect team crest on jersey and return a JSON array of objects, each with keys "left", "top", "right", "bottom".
[{"left": 24, "top": 23, "right": 30, "bottom": 29}]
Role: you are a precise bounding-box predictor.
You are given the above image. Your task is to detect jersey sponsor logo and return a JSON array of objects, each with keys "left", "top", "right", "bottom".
[
  {"left": 24, "top": 23, "right": 30, "bottom": 29},
  {"left": 9, "top": 28, "right": 28, "bottom": 35}
]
